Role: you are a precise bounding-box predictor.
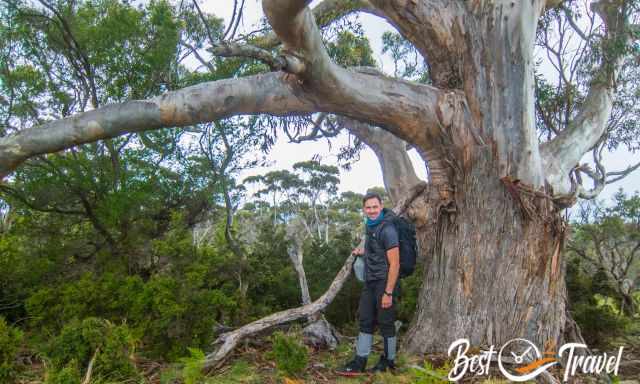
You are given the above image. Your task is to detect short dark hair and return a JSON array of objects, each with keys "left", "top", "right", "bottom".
[{"left": 362, "top": 192, "right": 382, "bottom": 205}]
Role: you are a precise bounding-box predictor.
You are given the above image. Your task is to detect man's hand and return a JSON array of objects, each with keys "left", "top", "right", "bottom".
[
  {"left": 381, "top": 294, "right": 393, "bottom": 308},
  {"left": 352, "top": 247, "right": 364, "bottom": 255}
]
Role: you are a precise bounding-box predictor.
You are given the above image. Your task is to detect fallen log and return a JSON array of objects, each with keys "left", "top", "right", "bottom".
[{"left": 203, "top": 252, "right": 356, "bottom": 370}]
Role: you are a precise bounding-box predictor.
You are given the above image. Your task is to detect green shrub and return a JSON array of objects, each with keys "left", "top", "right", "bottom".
[
  {"left": 410, "top": 360, "right": 451, "bottom": 384},
  {"left": 26, "top": 271, "right": 237, "bottom": 360},
  {"left": 396, "top": 262, "right": 423, "bottom": 324},
  {"left": 265, "top": 331, "right": 308, "bottom": 377},
  {"left": 572, "top": 302, "right": 631, "bottom": 347},
  {"left": 0, "top": 316, "right": 23, "bottom": 383},
  {"left": 45, "top": 361, "right": 81, "bottom": 384},
  {"left": 178, "top": 347, "right": 205, "bottom": 384},
  {"left": 44, "top": 317, "right": 139, "bottom": 382}
]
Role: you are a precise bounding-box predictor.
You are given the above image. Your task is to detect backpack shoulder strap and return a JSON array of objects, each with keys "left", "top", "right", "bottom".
[{"left": 373, "top": 215, "right": 397, "bottom": 247}]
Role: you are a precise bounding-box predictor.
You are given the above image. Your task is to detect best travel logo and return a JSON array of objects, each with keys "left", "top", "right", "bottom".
[{"left": 447, "top": 338, "right": 624, "bottom": 382}]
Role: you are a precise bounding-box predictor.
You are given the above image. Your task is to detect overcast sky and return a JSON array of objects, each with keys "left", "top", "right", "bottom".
[{"left": 204, "top": 1, "right": 638, "bottom": 205}]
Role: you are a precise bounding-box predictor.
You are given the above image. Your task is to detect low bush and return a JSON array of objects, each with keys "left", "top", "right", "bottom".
[
  {"left": 177, "top": 347, "right": 206, "bottom": 384},
  {"left": 43, "top": 317, "right": 139, "bottom": 382},
  {"left": 44, "top": 361, "right": 81, "bottom": 384},
  {"left": 0, "top": 316, "right": 24, "bottom": 383},
  {"left": 410, "top": 360, "right": 452, "bottom": 384},
  {"left": 572, "top": 302, "right": 631, "bottom": 347},
  {"left": 266, "top": 331, "right": 309, "bottom": 377},
  {"left": 27, "top": 272, "right": 237, "bottom": 360}
]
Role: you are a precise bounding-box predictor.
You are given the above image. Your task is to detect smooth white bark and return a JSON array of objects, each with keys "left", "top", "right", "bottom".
[
  {"left": 541, "top": 0, "right": 627, "bottom": 195},
  {"left": 341, "top": 117, "right": 421, "bottom": 204}
]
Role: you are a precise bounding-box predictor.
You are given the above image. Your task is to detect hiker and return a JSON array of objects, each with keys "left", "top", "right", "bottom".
[{"left": 336, "top": 192, "right": 401, "bottom": 376}]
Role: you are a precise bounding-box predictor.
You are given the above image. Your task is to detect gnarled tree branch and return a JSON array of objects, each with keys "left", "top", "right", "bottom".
[
  {"left": 0, "top": 73, "right": 313, "bottom": 179},
  {"left": 0, "top": 59, "right": 451, "bottom": 181},
  {"left": 337, "top": 116, "right": 421, "bottom": 205},
  {"left": 367, "top": 0, "right": 468, "bottom": 89},
  {"left": 260, "top": 1, "right": 460, "bottom": 151},
  {"left": 541, "top": 0, "right": 632, "bottom": 195},
  {"left": 258, "top": 0, "right": 382, "bottom": 49},
  {"left": 0, "top": 0, "right": 469, "bottom": 185}
]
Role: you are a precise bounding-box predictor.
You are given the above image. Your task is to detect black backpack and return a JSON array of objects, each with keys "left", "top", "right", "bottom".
[{"left": 375, "top": 214, "right": 418, "bottom": 278}]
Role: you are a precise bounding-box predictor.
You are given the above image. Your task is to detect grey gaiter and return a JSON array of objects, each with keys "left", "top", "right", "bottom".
[
  {"left": 384, "top": 336, "right": 397, "bottom": 361},
  {"left": 356, "top": 332, "right": 373, "bottom": 357}
]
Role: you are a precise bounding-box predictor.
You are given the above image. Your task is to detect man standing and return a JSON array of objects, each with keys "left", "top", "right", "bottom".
[{"left": 336, "top": 192, "right": 400, "bottom": 376}]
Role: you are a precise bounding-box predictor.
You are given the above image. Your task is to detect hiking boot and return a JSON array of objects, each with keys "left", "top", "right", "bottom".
[
  {"left": 335, "top": 355, "right": 368, "bottom": 376},
  {"left": 368, "top": 355, "right": 396, "bottom": 374}
]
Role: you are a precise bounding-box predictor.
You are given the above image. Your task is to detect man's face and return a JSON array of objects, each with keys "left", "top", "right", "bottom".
[{"left": 363, "top": 198, "right": 383, "bottom": 220}]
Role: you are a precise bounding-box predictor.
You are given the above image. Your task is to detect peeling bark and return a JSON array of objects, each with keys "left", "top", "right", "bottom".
[
  {"left": 404, "top": 147, "right": 568, "bottom": 358},
  {"left": 464, "top": 1, "right": 546, "bottom": 187},
  {"left": 369, "top": 0, "right": 547, "bottom": 186}
]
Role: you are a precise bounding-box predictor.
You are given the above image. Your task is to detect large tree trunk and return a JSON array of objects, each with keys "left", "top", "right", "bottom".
[
  {"left": 366, "top": 0, "right": 605, "bottom": 356},
  {"left": 404, "top": 146, "right": 568, "bottom": 355}
]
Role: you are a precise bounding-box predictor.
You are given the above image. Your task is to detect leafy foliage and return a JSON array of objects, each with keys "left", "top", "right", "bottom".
[
  {"left": 566, "top": 191, "right": 640, "bottom": 346},
  {"left": 26, "top": 266, "right": 237, "bottom": 360},
  {"left": 43, "top": 317, "right": 138, "bottom": 383},
  {"left": 178, "top": 347, "right": 206, "bottom": 384},
  {"left": 0, "top": 316, "right": 23, "bottom": 383},
  {"left": 409, "top": 359, "right": 451, "bottom": 384},
  {"left": 327, "top": 30, "right": 376, "bottom": 68},
  {"left": 534, "top": 2, "right": 640, "bottom": 152},
  {"left": 266, "top": 331, "right": 309, "bottom": 377},
  {"left": 44, "top": 361, "right": 81, "bottom": 384},
  {"left": 381, "top": 31, "right": 429, "bottom": 82},
  {"left": 571, "top": 300, "right": 632, "bottom": 347}
]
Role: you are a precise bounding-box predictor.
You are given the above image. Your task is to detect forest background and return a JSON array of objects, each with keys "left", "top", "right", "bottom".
[{"left": 0, "top": 0, "right": 639, "bottom": 383}]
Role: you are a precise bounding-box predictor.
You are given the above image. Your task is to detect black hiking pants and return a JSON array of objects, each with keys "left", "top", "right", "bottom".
[{"left": 358, "top": 279, "right": 400, "bottom": 337}]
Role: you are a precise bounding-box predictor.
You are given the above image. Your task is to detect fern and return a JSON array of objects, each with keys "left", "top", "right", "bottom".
[{"left": 178, "top": 347, "right": 206, "bottom": 384}]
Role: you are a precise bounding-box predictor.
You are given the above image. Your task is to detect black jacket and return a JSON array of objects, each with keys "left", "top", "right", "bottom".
[{"left": 363, "top": 208, "right": 399, "bottom": 282}]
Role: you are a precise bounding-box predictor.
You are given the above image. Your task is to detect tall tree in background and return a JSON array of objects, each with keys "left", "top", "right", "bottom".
[
  {"left": 246, "top": 161, "right": 343, "bottom": 348},
  {"left": 569, "top": 191, "right": 640, "bottom": 316},
  {"left": 2, "top": 0, "right": 640, "bottom": 360}
]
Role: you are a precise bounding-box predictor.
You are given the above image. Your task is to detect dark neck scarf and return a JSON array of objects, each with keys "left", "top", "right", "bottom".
[{"left": 366, "top": 210, "right": 384, "bottom": 227}]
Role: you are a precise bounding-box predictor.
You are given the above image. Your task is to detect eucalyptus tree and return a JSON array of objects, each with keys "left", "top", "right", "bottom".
[
  {"left": 2, "top": 0, "right": 640, "bottom": 361},
  {"left": 189, "top": 117, "right": 267, "bottom": 313},
  {"left": 243, "top": 161, "right": 345, "bottom": 348},
  {"left": 569, "top": 191, "right": 640, "bottom": 317},
  {"left": 245, "top": 161, "right": 339, "bottom": 306},
  {"left": 0, "top": 0, "right": 205, "bottom": 271}
]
